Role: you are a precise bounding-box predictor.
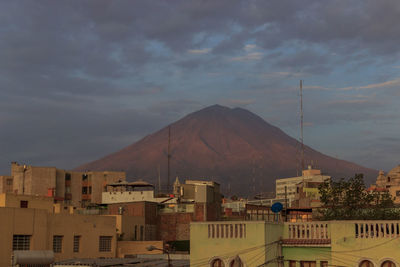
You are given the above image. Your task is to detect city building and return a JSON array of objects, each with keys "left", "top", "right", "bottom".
[
  {"left": 275, "top": 167, "right": 330, "bottom": 207},
  {"left": 0, "top": 162, "right": 125, "bottom": 207},
  {"left": 0, "top": 206, "right": 117, "bottom": 266},
  {"left": 102, "top": 180, "right": 173, "bottom": 204},
  {"left": 190, "top": 219, "right": 400, "bottom": 267},
  {"left": 373, "top": 165, "right": 400, "bottom": 204}
]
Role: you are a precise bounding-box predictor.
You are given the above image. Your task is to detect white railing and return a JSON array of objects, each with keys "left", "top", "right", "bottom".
[
  {"left": 354, "top": 222, "right": 400, "bottom": 238},
  {"left": 288, "top": 223, "right": 330, "bottom": 239},
  {"left": 207, "top": 223, "right": 246, "bottom": 239}
]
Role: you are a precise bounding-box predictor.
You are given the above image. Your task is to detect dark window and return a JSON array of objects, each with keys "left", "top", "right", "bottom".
[
  {"left": 82, "top": 174, "right": 88, "bottom": 181},
  {"left": 88, "top": 186, "right": 92, "bottom": 194},
  {"left": 140, "top": 226, "right": 144, "bottom": 241},
  {"left": 381, "top": 260, "right": 396, "bottom": 267},
  {"left": 82, "top": 187, "right": 88, "bottom": 194},
  {"left": 211, "top": 259, "right": 225, "bottom": 267},
  {"left": 6, "top": 178, "right": 13, "bottom": 185},
  {"left": 359, "top": 260, "right": 374, "bottom": 267},
  {"left": 13, "top": 235, "right": 30, "bottom": 250},
  {"left": 73, "top": 236, "right": 80, "bottom": 252},
  {"left": 134, "top": 225, "right": 137, "bottom": 241},
  {"left": 300, "top": 261, "right": 316, "bottom": 267},
  {"left": 20, "top": 200, "right": 28, "bottom": 208},
  {"left": 388, "top": 176, "right": 391, "bottom": 182},
  {"left": 65, "top": 173, "right": 71, "bottom": 181},
  {"left": 53, "top": 235, "right": 63, "bottom": 253},
  {"left": 99, "top": 236, "right": 112, "bottom": 252}
]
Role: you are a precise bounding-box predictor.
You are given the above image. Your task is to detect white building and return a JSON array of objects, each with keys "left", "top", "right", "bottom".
[{"left": 275, "top": 166, "right": 330, "bottom": 206}]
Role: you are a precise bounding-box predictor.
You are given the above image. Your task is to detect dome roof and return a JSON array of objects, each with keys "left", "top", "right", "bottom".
[{"left": 387, "top": 165, "right": 400, "bottom": 178}]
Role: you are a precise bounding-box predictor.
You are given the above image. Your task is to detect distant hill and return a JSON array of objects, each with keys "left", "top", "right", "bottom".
[{"left": 75, "top": 105, "right": 378, "bottom": 196}]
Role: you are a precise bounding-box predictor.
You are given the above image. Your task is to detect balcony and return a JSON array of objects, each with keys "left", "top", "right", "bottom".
[{"left": 283, "top": 222, "right": 330, "bottom": 246}]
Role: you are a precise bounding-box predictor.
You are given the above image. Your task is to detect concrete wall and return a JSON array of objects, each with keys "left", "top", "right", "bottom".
[
  {"left": 190, "top": 221, "right": 283, "bottom": 267},
  {"left": 117, "top": 241, "right": 163, "bottom": 258},
  {"left": 0, "top": 175, "right": 13, "bottom": 194},
  {"left": 0, "top": 207, "right": 117, "bottom": 266},
  {"left": 0, "top": 193, "right": 54, "bottom": 212},
  {"left": 330, "top": 221, "right": 400, "bottom": 267}
]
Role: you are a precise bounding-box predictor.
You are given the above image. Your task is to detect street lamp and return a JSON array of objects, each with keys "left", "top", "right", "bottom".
[{"left": 146, "top": 245, "right": 171, "bottom": 267}]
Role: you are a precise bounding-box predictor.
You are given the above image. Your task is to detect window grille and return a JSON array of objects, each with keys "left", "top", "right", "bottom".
[
  {"left": 73, "top": 236, "right": 80, "bottom": 252},
  {"left": 99, "top": 236, "right": 112, "bottom": 252},
  {"left": 13, "top": 235, "right": 30, "bottom": 250},
  {"left": 53, "top": 235, "right": 63, "bottom": 253}
]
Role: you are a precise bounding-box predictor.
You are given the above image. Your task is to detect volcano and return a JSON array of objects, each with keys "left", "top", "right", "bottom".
[{"left": 75, "top": 105, "right": 377, "bottom": 196}]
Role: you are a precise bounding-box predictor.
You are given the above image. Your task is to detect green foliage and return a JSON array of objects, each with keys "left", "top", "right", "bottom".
[{"left": 317, "top": 174, "right": 400, "bottom": 220}]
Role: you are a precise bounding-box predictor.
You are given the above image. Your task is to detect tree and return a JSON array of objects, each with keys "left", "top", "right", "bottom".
[{"left": 318, "top": 174, "right": 400, "bottom": 220}]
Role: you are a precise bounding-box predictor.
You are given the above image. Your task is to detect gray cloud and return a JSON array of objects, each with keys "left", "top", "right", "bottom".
[{"left": 1, "top": 0, "right": 400, "bottom": 175}]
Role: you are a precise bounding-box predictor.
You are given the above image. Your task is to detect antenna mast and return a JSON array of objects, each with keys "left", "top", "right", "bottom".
[
  {"left": 300, "top": 80, "right": 305, "bottom": 174},
  {"left": 167, "top": 126, "right": 171, "bottom": 193}
]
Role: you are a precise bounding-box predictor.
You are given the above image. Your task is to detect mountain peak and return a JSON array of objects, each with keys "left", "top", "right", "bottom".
[{"left": 76, "top": 105, "right": 378, "bottom": 196}]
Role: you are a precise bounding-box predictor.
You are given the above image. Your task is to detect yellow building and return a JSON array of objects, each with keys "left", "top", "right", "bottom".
[
  {"left": 374, "top": 165, "right": 400, "bottom": 204},
  {"left": 0, "top": 206, "right": 117, "bottom": 266},
  {"left": 191, "top": 220, "right": 400, "bottom": 267}
]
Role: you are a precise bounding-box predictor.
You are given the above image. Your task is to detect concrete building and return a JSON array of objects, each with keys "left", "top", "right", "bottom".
[
  {"left": 0, "top": 206, "right": 117, "bottom": 266},
  {"left": 190, "top": 220, "right": 400, "bottom": 267},
  {"left": 0, "top": 162, "right": 125, "bottom": 207},
  {"left": 0, "top": 193, "right": 54, "bottom": 212},
  {"left": 275, "top": 167, "right": 330, "bottom": 207},
  {"left": 373, "top": 165, "right": 400, "bottom": 204},
  {"left": 102, "top": 180, "right": 173, "bottom": 204}
]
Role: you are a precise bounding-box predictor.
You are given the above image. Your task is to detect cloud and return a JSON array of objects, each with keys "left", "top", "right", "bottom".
[
  {"left": 340, "top": 78, "right": 400, "bottom": 90},
  {"left": 187, "top": 48, "right": 211, "bottom": 54},
  {"left": 230, "top": 52, "right": 263, "bottom": 62}
]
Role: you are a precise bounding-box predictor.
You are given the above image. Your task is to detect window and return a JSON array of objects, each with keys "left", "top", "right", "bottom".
[
  {"left": 320, "top": 261, "right": 328, "bottom": 267},
  {"left": 381, "top": 260, "right": 396, "bottom": 267},
  {"left": 65, "top": 173, "right": 71, "bottom": 181},
  {"left": 300, "top": 261, "right": 316, "bottom": 267},
  {"left": 73, "top": 236, "right": 80, "bottom": 253},
  {"left": 88, "top": 186, "right": 92, "bottom": 194},
  {"left": 6, "top": 178, "right": 13, "bottom": 185},
  {"left": 82, "top": 174, "right": 88, "bottom": 181},
  {"left": 13, "top": 235, "right": 30, "bottom": 250},
  {"left": 53, "top": 235, "right": 63, "bottom": 253},
  {"left": 20, "top": 200, "right": 28, "bottom": 208},
  {"left": 134, "top": 225, "right": 138, "bottom": 241},
  {"left": 211, "top": 258, "right": 225, "bottom": 267},
  {"left": 289, "top": 261, "right": 296, "bottom": 267},
  {"left": 82, "top": 187, "right": 88, "bottom": 194},
  {"left": 140, "top": 226, "right": 144, "bottom": 241},
  {"left": 359, "top": 260, "right": 374, "bottom": 267},
  {"left": 230, "top": 257, "right": 243, "bottom": 267},
  {"left": 99, "top": 236, "right": 112, "bottom": 252}
]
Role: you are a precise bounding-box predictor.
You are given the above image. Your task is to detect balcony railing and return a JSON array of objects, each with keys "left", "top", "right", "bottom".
[
  {"left": 355, "top": 222, "right": 400, "bottom": 239},
  {"left": 284, "top": 222, "right": 330, "bottom": 246}
]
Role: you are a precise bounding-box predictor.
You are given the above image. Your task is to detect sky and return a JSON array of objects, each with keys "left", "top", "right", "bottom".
[{"left": 0, "top": 0, "right": 399, "bottom": 175}]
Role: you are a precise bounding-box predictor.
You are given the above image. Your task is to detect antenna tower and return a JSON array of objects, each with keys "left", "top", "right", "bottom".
[
  {"left": 300, "top": 80, "right": 305, "bottom": 174},
  {"left": 167, "top": 126, "right": 171, "bottom": 193}
]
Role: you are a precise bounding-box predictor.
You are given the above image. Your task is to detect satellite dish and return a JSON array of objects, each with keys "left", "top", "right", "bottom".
[{"left": 271, "top": 202, "right": 283, "bottom": 213}]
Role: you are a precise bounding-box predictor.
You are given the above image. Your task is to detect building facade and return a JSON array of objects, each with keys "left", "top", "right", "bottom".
[
  {"left": 0, "top": 162, "right": 125, "bottom": 207},
  {"left": 191, "top": 220, "right": 400, "bottom": 267},
  {"left": 0, "top": 207, "right": 117, "bottom": 266},
  {"left": 275, "top": 167, "right": 330, "bottom": 207}
]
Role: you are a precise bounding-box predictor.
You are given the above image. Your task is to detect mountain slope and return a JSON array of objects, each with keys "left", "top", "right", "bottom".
[{"left": 75, "top": 105, "right": 378, "bottom": 195}]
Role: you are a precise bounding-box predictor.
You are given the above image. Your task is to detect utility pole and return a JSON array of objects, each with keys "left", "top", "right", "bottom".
[
  {"left": 284, "top": 186, "right": 288, "bottom": 222},
  {"left": 300, "top": 80, "right": 305, "bottom": 174},
  {"left": 167, "top": 126, "right": 171, "bottom": 193},
  {"left": 157, "top": 165, "right": 161, "bottom": 193}
]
